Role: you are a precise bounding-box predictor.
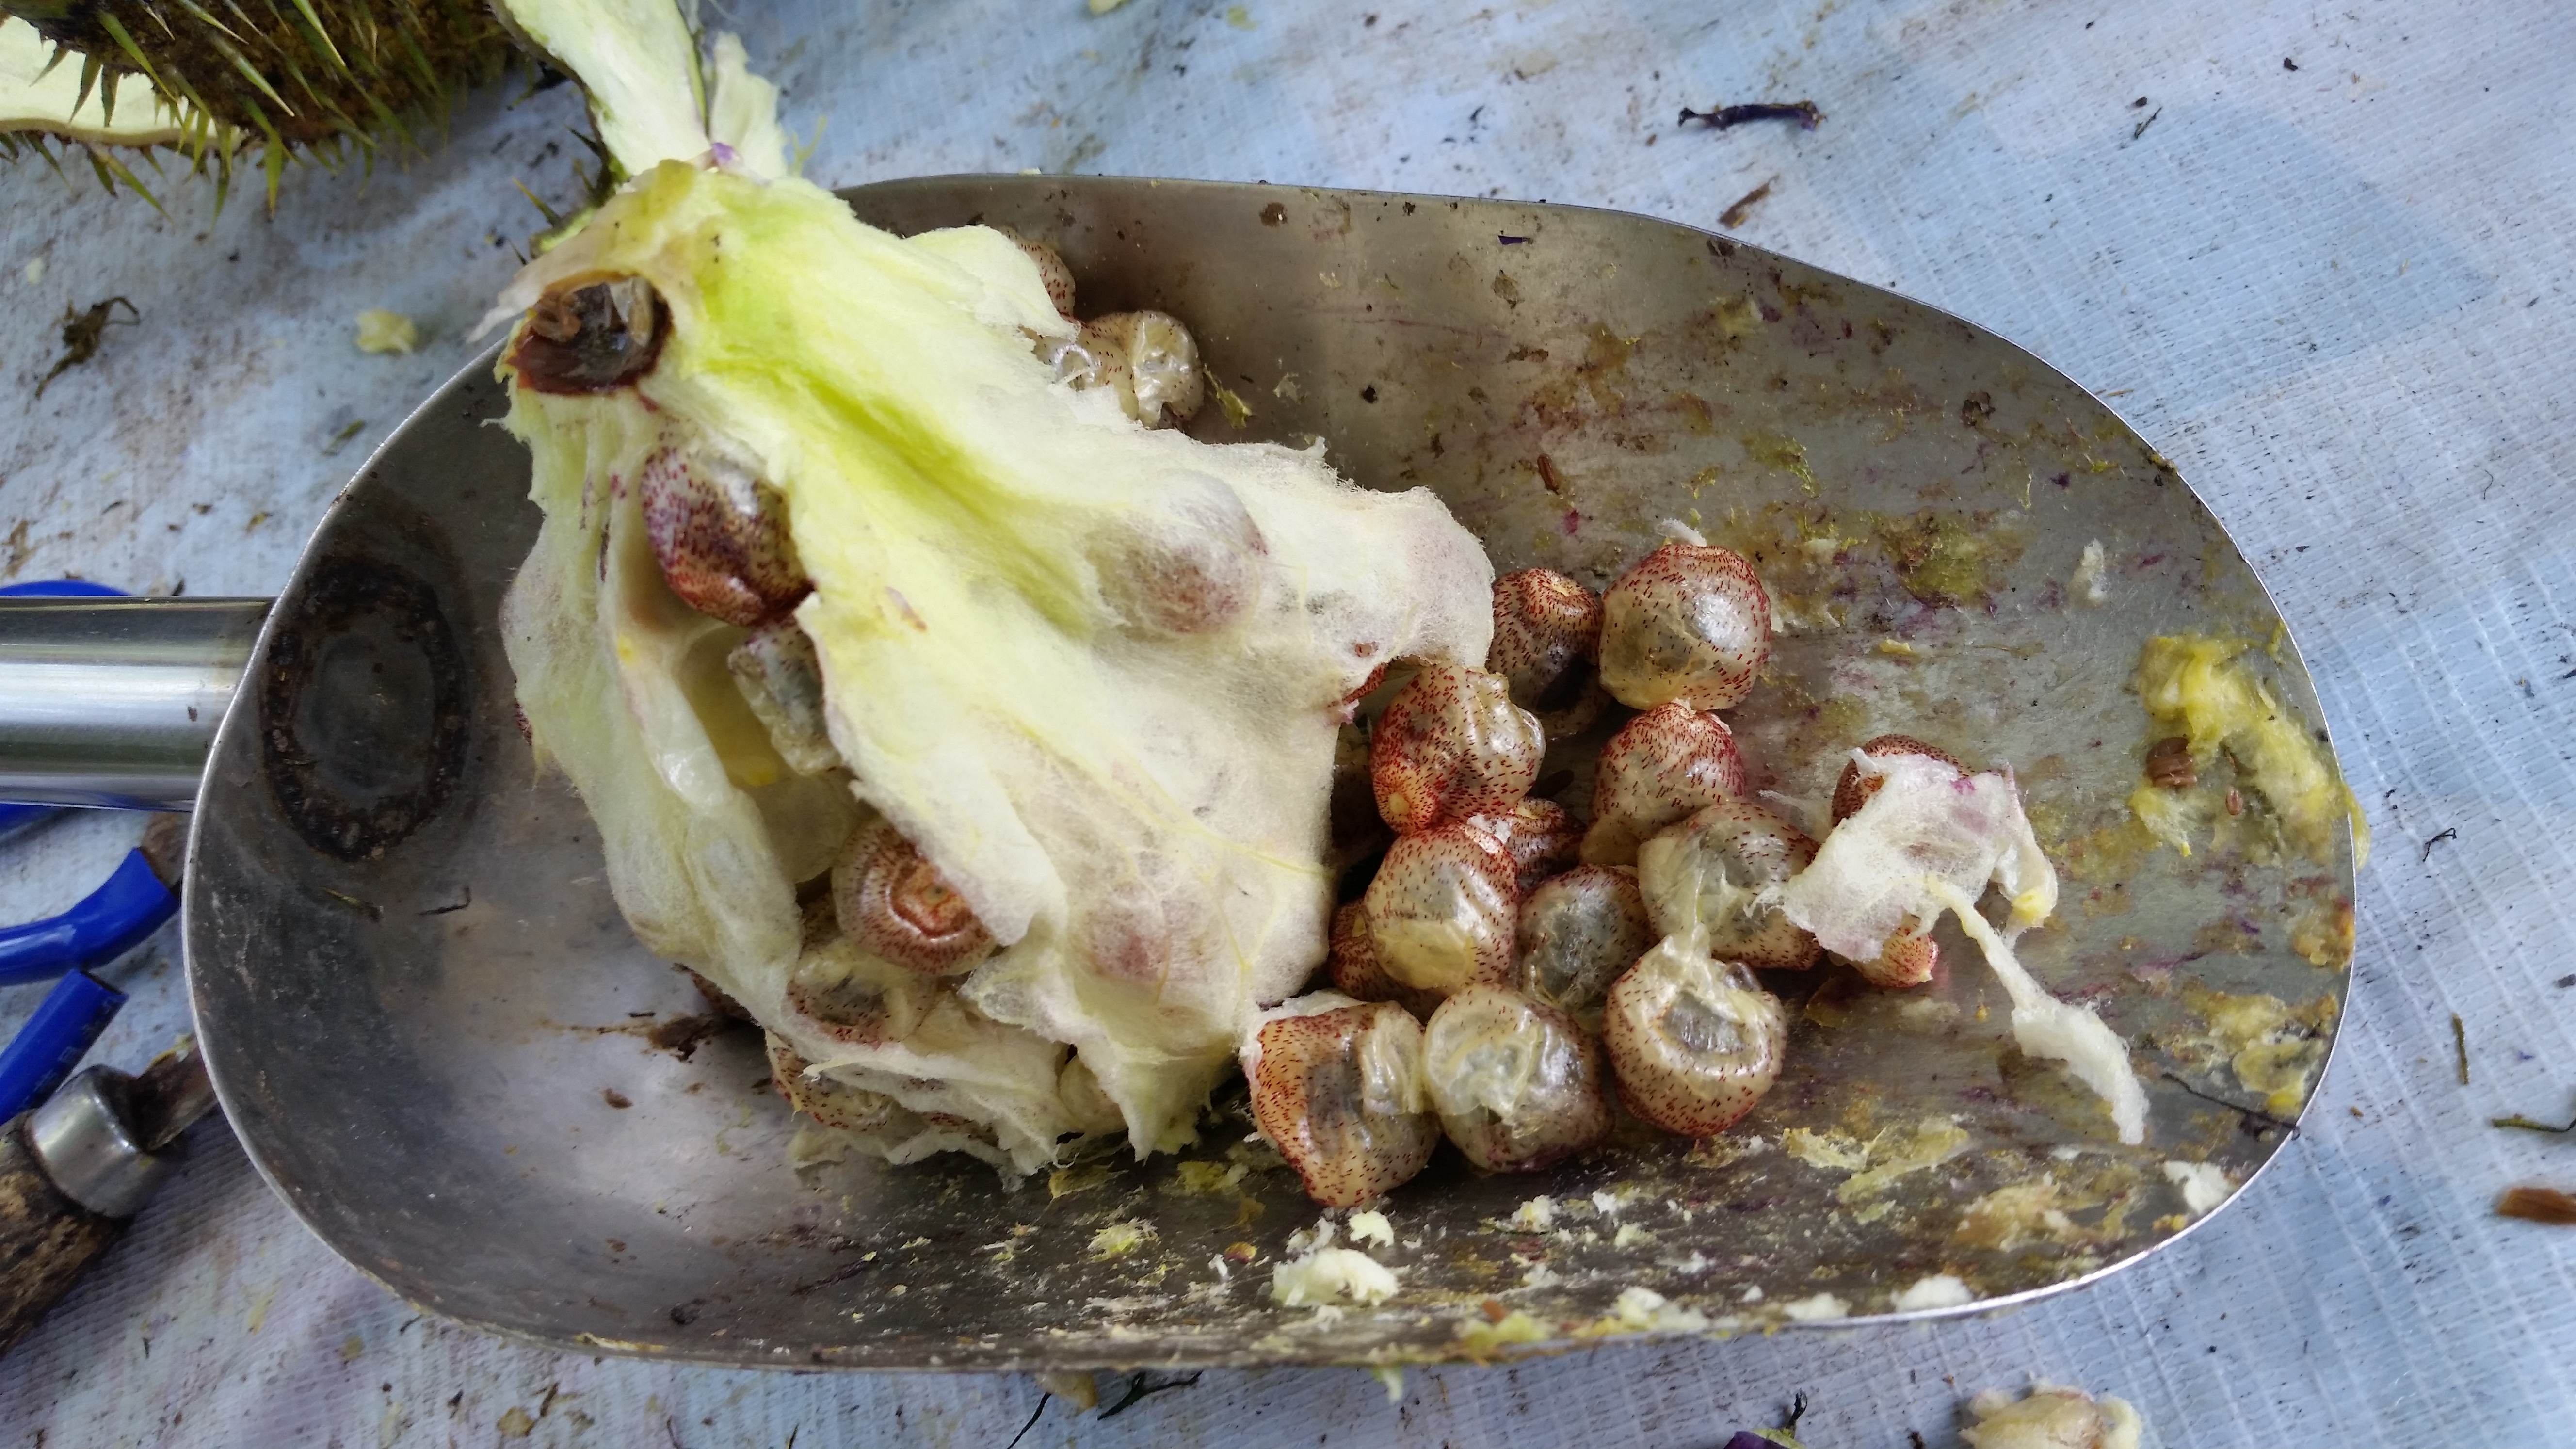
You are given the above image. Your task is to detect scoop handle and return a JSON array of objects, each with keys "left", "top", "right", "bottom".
[{"left": 0, "top": 598, "right": 273, "bottom": 811}]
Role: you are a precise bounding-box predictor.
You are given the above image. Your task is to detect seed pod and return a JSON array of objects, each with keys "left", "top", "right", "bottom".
[
  {"left": 1371, "top": 664, "right": 1546, "bottom": 834},
  {"left": 1487, "top": 568, "right": 1608, "bottom": 739},
  {"left": 1244, "top": 996, "right": 1440, "bottom": 1206},
  {"left": 512, "top": 274, "right": 668, "bottom": 394},
  {"left": 1826, "top": 735, "right": 1962, "bottom": 988},
  {"left": 1515, "top": 865, "right": 1652, "bottom": 1015},
  {"left": 1364, "top": 823, "right": 1519, "bottom": 996},
  {"left": 1421, "top": 985, "right": 1610, "bottom": 1172},
  {"left": 994, "top": 226, "right": 1078, "bottom": 318},
  {"left": 728, "top": 620, "right": 841, "bottom": 774},
  {"left": 1830, "top": 734, "right": 1968, "bottom": 821},
  {"left": 1471, "top": 797, "right": 1583, "bottom": 894},
  {"left": 1327, "top": 902, "right": 1443, "bottom": 1020},
  {"left": 1089, "top": 473, "right": 1267, "bottom": 634},
  {"left": 1060, "top": 310, "right": 1206, "bottom": 427},
  {"left": 766, "top": 1033, "right": 907, "bottom": 1133},
  {"left": 1597, "top": 541, "right": 1771, "bottom": 710},
  {"left": 1582, "top": 702, "right": 1748, "bottom": 864},
  {"left": 1603, "top": 940, "right": 1787, "bottom": 1136},
  {"left": 639, "top": 442, "right": 811, "bottom": 627},
  {"left": 832, "top": 819, "right": 995, "bottom": 975},
  {"left": 1636, "top": 798, "right": 1822, "bottom": 970}
]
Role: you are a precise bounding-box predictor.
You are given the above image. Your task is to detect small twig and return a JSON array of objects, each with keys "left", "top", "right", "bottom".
[
  {"left": 2493, "top": 1096, "right": 2576, "bottom": 1134},
  {"left": 1678, "top": 100, "right": 1822, "bottom": 132},
  {"left": 2160, "top": 1069, "right": 2301, "bottom": 1136},
  {"left": 1098, "top": 1371, "right": 1202, "bottom": 1420},
  {"left": 2131, "top": 106, "right": 2162, "bottom": 141},
  {"left": 2421, "top": 827, "right": 2458, "bottom": 863},
  {"left": 789, "top": 1255, "right": 873, "bottom": 1296},
  {"left": 2452, "top": 1014, "right": 2470, "bottom": 1086},
  {"left": 1719, "top": 178, "right": 1775, "bottom": 228},
  {"left": 1003, "top": 1395, "right": 1050, "bottom": 1449}
]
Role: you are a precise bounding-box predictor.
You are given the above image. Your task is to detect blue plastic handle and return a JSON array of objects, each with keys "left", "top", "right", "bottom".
[
  {"left": 0, "top": 579, "right": 124, "bottom": 598},
  {"left": 0, "top": 971, "right": 125, "bottom": 1121},
  {"left": 0, "top": 804, "right": 46, "bottom": 846},
  {"left": 0, "top": 851, "right": 177, "bottom": 987}
]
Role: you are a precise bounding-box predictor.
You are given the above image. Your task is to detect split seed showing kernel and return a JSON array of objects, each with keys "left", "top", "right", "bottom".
[
  {"left": 994, "top": 227, "right": 1079, "bottom": 318},
  {"left": 1371, "top": 664, "right": 1546, "bottom": 834},
  {"left": 1515, "top": 864, "right": 1652, "bottom": 1016},
  {"left": 1058, "top": 310, "right": 1207, "bottom": 427},
  {"left": 513, "top": 274, "right": 669, "bottom": 394},
  {"left": 832, "top": 819, "right": 996, "bottom": 975},
  {"left": 1596, "top": 541, "right": 1772, "bottom": 711},
  {"left": 1828, "top": 735, "right": 1964, "bottom": 987},
  {"left": 1603, "top": 940, "right": 1787, "bottom": 1136},
  {"left": 1327, "top": 902, "right": 1444, "bottom": 1020},
  {"left": 1636, "top": 798, "right": 1822, "bottom": 970},
  {"left": 1471, "top": 797, "right": 1583, "bottom": 894},
  {"left": 1245, "top": 998, "right": 1441, "bottom": 1206},
  {"left": 1487, "top": 568, "right": 1608, "bottom": 739},
  {"left": 728, "top": 620, "right": 840, "bottom": 774},
  {"left": 1363, "top": 824, "right": 1519, "bottom": 996},
  {"left": 1421, "top": 985, "right": 1611, "bottom": 1172},
  {"left": 639, "top": 443, "right": 812, "bottom": 627},
  {"left": 1582, "top": 702, "right": 1749, "bottom": 864}
]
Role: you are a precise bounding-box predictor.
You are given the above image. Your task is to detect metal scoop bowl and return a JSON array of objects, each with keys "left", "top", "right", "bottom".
[{"left": 0, "top": 176, "right": 2359, "bottom": 1369}]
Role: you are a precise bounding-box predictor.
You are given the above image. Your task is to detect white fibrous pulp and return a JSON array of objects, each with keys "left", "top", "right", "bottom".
[{"left": 495, "top": 121, "right": 1488, "bottom": 1168}]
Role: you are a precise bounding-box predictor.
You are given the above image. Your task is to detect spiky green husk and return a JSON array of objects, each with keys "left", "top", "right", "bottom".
[{"left": 1, "top": 0, "right": 516, "bottom": 207}]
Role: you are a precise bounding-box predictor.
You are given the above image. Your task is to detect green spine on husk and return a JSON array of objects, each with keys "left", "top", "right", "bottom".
[{"left": 1, "top": 0, "right": 518, "bottom": 209}]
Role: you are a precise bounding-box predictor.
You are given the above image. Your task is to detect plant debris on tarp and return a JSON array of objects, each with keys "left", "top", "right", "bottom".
[
  {"left": 1720, "top": 178, "right": 1775, "bottom": 228},
  {"left": 34, "top": 296, "right": 136, "bottom": 398},
  {"left": 2496, "top": 1186, "right": 2576, "bottom": 1224},
  {"left": 1679, "top": 101, "right": 1822, "bottom": 132}
]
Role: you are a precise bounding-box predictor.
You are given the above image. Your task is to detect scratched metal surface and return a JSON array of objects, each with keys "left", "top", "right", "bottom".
[{"left": 0, "top": 0, "right": 2569, "bottom": 1443}]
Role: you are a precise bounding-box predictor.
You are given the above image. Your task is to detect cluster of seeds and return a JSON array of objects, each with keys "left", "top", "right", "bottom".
[
  {"left": 1247, "top": 534, "right": 1876, "bottom": 1205},
  {"left": 528, "top": 233, "right": 1219, "bottom": 1160}
]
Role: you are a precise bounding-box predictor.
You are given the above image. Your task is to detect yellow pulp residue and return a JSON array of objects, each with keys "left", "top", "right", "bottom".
[
  {"left": 2180, "top": 986, "right": 2336, "bottom": 1116},
  {"left": 2127, "top": 635, "right": 2369, "bottom": 867}
]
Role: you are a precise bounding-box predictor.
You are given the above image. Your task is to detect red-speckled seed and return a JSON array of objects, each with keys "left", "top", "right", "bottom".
[
  {"left": 1246, "top": 999, "right": 1440, "bottom": 1206},
  {"left": 1515, "top": 864, "right": 1651, "bottom": 1015},
  {"left": 1582, "top": 702, "right": 1749, "bottom": 864},
  {"left": 1603, "top": 942, "right": 1786, "bottom": 1136},
  {"left": 1090, "top": 475, "right": 1266, "bottom": 635},
  {"left": 1853, "top": 923, "right": 1939, "bottom": 988},
  {"left": 639, "top": 442, "right": 810, "bottom": 627},
  {"left": 1363, "top": 824, "right": 1519, "bottom": 997},
  {"left": 994, "top": 227, "right": 1078, "bottom": 318},
  {"left": 1421, "top": 985, "right": 1611, "bottom": 1171},
  {"left": 1327, "top": 901, "right": 1444, "bottom": 1020},
  {"left": 765, "top": 1033, "right": 906, "bottom": 1132},
  {"left": 1827, "top": 735, "right": 1963, "bottom": 988},
  {"left": 1372, "top": 664, "right": 1546, "bottom": 834},
  {"left": 1597, "top": 541, "right": 1771, "bottom": 710},
  {"left": 832, "top": 819, "right": 995, "bottom": 975},
  {"left": 1830, "top": 733, "right": 1968, "bottom": 821},
  {"left": 1471, "top": 797, "right": 1583, "bottom": 894},
  {"left": 1487, "top": 568, "right": 1609, "bottom": 739},
  {"left": 1636, "top": 798, "right": 1822, "bottom": 970}
]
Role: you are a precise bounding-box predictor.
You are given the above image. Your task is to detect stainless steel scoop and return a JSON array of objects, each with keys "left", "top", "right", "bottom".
[{"left": 0, "top": 175, "right": 2360, "bottom": 1369}]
